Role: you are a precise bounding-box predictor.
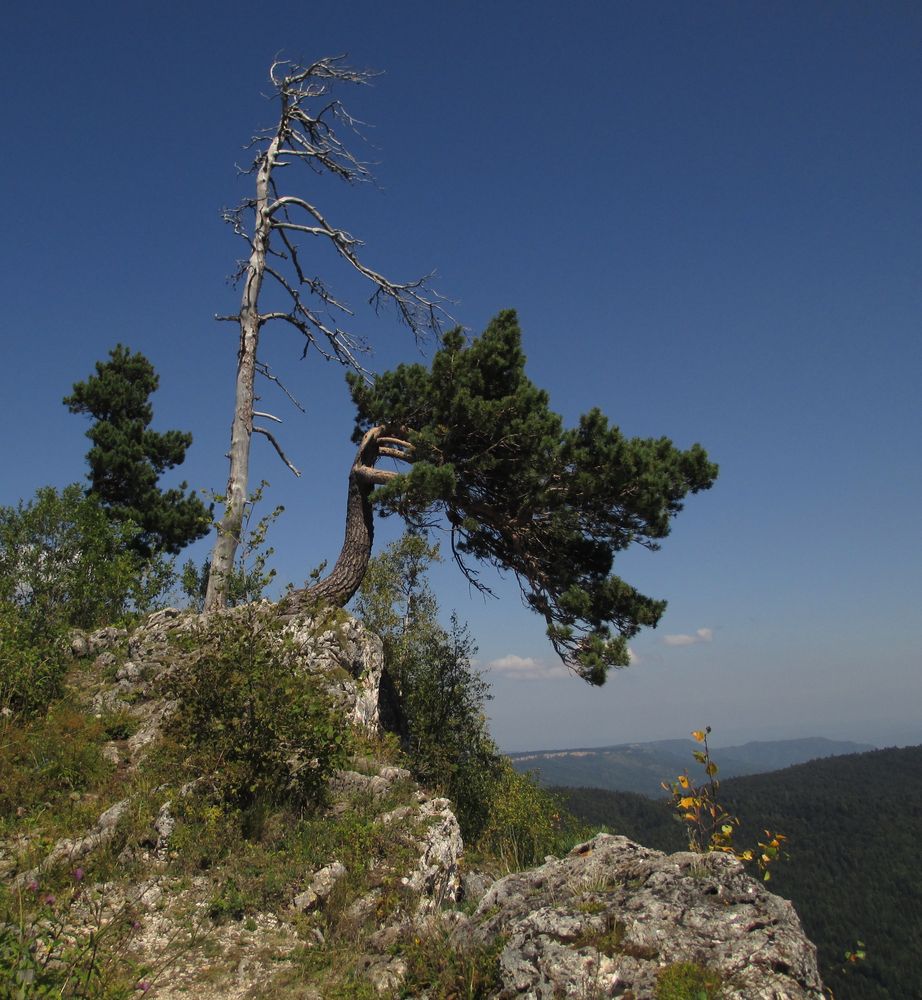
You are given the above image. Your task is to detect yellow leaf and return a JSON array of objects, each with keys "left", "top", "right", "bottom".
[
  {"left": 678, "top": 775, "right": 690, "bottom": 789},
  {"left": 679, "top": 797, "right": 696, "bottom": 809},
  {"left": 692, "top": 730, "right": 706, "bottom": 743}
]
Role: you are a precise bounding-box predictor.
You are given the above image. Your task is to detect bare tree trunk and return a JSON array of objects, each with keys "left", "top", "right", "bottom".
[
  {"left": 204, "top": 58, "right": 444, "bottom": 610},
  {"left": 204, "top": 137, "right": 280, "bottom": 611},
  {"left": 280, "top": 426, "right": 411, "bottom": 615}
]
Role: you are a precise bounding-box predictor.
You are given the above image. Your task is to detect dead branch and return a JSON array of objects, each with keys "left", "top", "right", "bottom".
[{"left": 253, "top": 426, "right": 301, "bottom": 477}]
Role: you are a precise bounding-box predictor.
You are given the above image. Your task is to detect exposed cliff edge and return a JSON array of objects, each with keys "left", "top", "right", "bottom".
[{"left": 1, "top": 608, "right": 824, "bottom": 998}]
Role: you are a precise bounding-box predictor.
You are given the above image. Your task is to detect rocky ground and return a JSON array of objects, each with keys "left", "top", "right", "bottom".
[{"left": 1, "top": 608, "right": 825, "bottom": 998}]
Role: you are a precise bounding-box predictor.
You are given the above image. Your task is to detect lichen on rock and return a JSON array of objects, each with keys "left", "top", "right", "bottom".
[{"left": 459, "top": 833, "right": 824, "bottom": 999}]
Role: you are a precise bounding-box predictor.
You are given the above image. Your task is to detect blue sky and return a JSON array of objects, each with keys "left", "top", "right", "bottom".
[{"left": 2, "top": 2, "right": 919, "bottom": 751}]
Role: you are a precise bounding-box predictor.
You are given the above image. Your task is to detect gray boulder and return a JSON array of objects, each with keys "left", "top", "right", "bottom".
[{"left": 462, "top": 833, "right": 824, "bottom": 999}]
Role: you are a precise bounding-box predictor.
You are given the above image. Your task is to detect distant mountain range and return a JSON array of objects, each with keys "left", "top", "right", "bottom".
[{"left": 508, "top": 736, "right": 875, "bottom": 797}]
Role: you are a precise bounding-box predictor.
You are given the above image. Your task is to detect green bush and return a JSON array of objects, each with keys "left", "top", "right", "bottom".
[
  {"left": 163, "top": 609, "right": 347, "bottom": 830},
  {"left": 474, "top": 760, "right": 576, "bottom": 871},
  {"left": 356, "top": 532, "right": 584, "bottom": 862},
  {"left": 0, "top": 602, "right": 68, "bottom": 715},
  {"left": 356, "top": 535, "right": 500, "bottom": 840},
  {"left": 0, "top": 485, "right": 174, "bottom": 639}
]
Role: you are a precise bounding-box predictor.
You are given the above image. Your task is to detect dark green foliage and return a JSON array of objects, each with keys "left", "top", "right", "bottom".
[
  {"left": 555, "top": 786, "right": 686, "bottom": 854},
  {"left": 561, "top": 747, "right": 922, "bottom": 1000},
  {"left": 722, "top": 748, "right": 922, "bottom": 1000},
  {"left": 349, "top": 310, "right": 717, "bottom": 683},
  {"left": 356, "top": 533, "right": 583, "bottom": 862},
  {"left": 0, "top": 485, "right": 173, "bottom": 714},
  {"left": 64, "top": 345, "right": 211, "bottom": 556},
  {"left": 163, "top": 609, "right": 347, "bottom": 830},
  {"left": 0, "top": 602, "right": 67, "bottom": 716},
  {"left": 355, "top": 534, "right": 501, "bottom": 840}
]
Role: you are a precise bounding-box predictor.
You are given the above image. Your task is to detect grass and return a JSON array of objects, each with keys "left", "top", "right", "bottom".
[{"left": 0, "top": 609, "right": 598, "bottom": 998}]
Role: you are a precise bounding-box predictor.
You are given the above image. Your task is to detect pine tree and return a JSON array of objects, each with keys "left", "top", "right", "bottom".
[
  {"left": 283, "top": 310, "right": 718, "bottom": 686},
  {"left": 64, "top": 345, "right": 211, "bottom": 556}
]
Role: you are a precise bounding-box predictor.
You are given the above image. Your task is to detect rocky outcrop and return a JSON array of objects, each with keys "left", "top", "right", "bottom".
[
  {"left": 53, "top": 609, "right": 823, "bottom": 998},
  {"left": 76, "top": 605, "right": 386, "bottom": 756},
  {"left": 461, "top": 833, "right": 824, "bottom": 999}
]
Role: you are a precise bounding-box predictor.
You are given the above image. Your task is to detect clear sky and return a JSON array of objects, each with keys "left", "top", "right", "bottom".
[{"left": 2, "top": 2, "right": 919, "bottom": 752}]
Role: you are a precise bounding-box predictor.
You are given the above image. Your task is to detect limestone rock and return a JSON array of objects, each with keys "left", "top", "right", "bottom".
[
  {"left": 15, "top": 798, "right": 130, "bottom": 887},
  {"left": 293, "top": 861, "right": 347, "bottom": 912},
  {"left": 462, "top": 833, "right": 824, "bottom": 999},
  {"left": 282, "top": 613, "right": 385, "bottom": 731},
  {"left": 403, "top": 797, "right": 463, "bottom": 914}
]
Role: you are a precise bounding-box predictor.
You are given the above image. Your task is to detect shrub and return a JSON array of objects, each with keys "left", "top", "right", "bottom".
[
  {"left": 663, "top": 727, "right": 787, "bottom": 881},
  {"left": 474, "top": 760, "right": 575, "bottom": 871},
  {"left": 355, "top": 535, "right": 500, "bottom": 840},
  {"left": 180, "top": 481, "right": 282, "bottom": 610},
  {"left": 0, "top": 602, "right": 68, "bottom": 715},
  {"left": 163, "top": 608, "right": 347, "bottom": 830},
  {"left": 356, "top": 532, "right": 586, "bottom": 860},
  {"left": 0, "top": 485, "right": 174, "bottom": 641},
  {"left": 398, "top": 925, "right": 505, "bottom": 998}
]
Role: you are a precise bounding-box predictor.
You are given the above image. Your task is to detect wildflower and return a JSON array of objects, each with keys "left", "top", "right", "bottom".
[
  {"left": 43, "top": 894, "right": 56, "bottom": 907},
  {"left": 73, "top": 867, "right": 84, "bottom": 882},
  {"left": 26, "top": 880, "right": 40, "bottom": 894},
  {"left": 136, "top": 981, "right": 151, "bottom": 993}
]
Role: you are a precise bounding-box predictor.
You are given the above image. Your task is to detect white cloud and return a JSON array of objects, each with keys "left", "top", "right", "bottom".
[
  {"left": 662, "top": 627, "right": 714, "bottom": 647},
  {"left": 488, "top": 654, "right": 564, "bottom": 681},
  {"left": 627, "top": 646, "right": 639, "bottom": 664}
]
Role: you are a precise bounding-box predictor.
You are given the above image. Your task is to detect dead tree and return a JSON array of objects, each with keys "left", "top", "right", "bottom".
[{"left": 205, "top": 56, "right": 445, "bottom": 611}]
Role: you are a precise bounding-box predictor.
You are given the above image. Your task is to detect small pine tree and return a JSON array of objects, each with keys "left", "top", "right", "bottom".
[{"left": 64, "top": 345, "right": 211, "bottom": 556}]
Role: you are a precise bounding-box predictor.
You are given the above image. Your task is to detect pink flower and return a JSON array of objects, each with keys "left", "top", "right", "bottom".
[
  {"left": 43, "top": 894, "right": 56, "bottom": 906},
  {"left": 72, "top": 867, "right": 84, "bottom": 882},
  {"left": 26, "top": 880, "right": 39, "bottom": 894},
  {"left": 136, "top": 981, "right": 151, "bottom": 993}
]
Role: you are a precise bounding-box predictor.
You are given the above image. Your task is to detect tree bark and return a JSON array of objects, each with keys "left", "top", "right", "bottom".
[
  {"left": 204, "top": 134, "right": 280, "bottom": 611},
  {"left": 205, "top": 59, "right": 444, "bottom": 610},
  {"left": 280, "top": 426, "right": 409, "bottom": 615}
]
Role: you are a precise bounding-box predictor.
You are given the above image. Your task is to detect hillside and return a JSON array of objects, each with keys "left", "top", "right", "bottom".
[
  {"left": 557, "top": 744, "right": 922, "bottom": 1000},
  {"left": 510, "top": 736, "right": 874, "bottom": 796},
  {"left": 0, "top": 608, "right": 827, "bottom": 998}
]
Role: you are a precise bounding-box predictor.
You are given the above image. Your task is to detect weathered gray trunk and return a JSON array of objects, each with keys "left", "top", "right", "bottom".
[{"left": 205, "top": 136, "right": 281, "bottom": 611}]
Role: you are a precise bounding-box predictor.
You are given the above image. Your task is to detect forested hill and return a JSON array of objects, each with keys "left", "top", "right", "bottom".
[
  {"left": 510, "top": 736, "right": 874, "bottom": 796},
  {"left": 556, "top": 744, "right": 922, "bottom": 1000}
]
